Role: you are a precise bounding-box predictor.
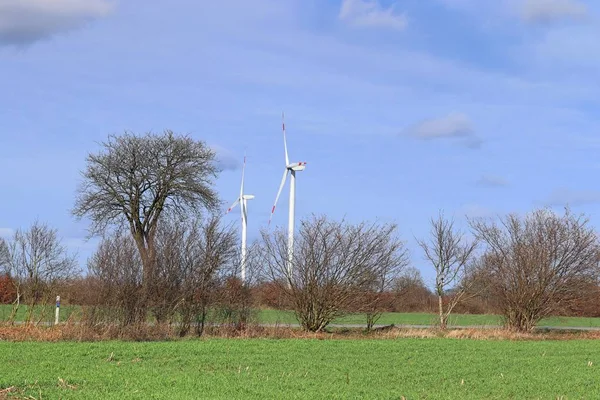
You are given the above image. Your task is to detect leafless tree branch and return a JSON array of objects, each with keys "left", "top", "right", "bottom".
[
  {"left": 417, "top": 211, "right": 478, "bottom": 329},
  {"left": 3, "top": 221, "right": 78, "bottom": 324},
  {"left": 261, "top": 215, "right": 409, "bottom": 332},
  {"left": 470, "top": 207, "right": 600, "bottom": 332},
  {"left": 73, "top": 130, "right": 221, "bottom": 311}
]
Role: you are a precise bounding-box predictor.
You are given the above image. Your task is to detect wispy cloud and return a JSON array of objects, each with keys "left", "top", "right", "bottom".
[
  {"left": 528, "top": 25, "right": 600, "bottom": 69},
  {"left": 476, "top": 175, "right": 509, "bottom": 187},
  {"left": 405, "top": 113, "right": 482, "bottom": 148},
  {"left": 545, "top": 188, "right": 600, "bottom": 206},
  {"left": 211, "top": 144, "right": 241, "bottom": 172},
  {"left": 408, "top": 113, "right": 473, "bottom": 139},
  {"left": 0, "top": 0, "right": 114, "bottom": 46},
  {"left": 520, "top": 0, "right": 588, "bottom": 23},
  {"left": 339, "top": 0, "right": 407, "bottom": 31}
]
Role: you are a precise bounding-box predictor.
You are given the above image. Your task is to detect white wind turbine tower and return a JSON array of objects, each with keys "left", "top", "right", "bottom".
[
  {"left": 269, "top": 113, "right": 307, "bottom": 279},
  {"left": 226, "top": 155, "right": 254, "bottom": 283}
]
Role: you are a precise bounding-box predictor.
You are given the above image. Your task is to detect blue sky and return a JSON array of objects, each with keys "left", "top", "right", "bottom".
[{"left": 1, "top": 0, "right": 599, "bottom": 285}]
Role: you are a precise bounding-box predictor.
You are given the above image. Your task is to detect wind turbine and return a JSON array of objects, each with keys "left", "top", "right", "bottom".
[
  {"left": 269, "top": 113, "right": 307, "bottom": 279},
  {"left": 226, "top": 155, "right": 254, "bottom": 283}
]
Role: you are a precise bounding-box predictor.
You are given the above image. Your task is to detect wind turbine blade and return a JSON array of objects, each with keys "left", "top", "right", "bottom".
[
  {"left": 269, "top": 169, "right": 289, "bottom": 226},
  {"left": 226, "top": 198, "right": 240, "bottom": 214},
  {"left": 240, "top": 154, "right": 246, "bottom": 198},
  {"left": 282, "top": 112, "right": 289, "bottom": 166}
]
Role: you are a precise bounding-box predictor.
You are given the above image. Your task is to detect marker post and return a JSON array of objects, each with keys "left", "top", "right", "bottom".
[{"left": 55, "top": 295, "right": 60, "bottom": 325}]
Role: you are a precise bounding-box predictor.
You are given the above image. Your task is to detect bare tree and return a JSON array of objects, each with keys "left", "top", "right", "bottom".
[
  {"left": 0, "top": 239, "right": 18, "bottom": 307},
  {"left": 88, "top": 229, "right": 144, "bottom": 326},
  {"left": 393, "top": 267, "right": 426, "bottom": 295},
  {"left": 88, "top": 215, "right": 236, "bottom": 332},
  {"left": 0, "top": 238, "right": 8, "bottom": 267},
  {"left": 211, "top": 241, "right": 261, "bottom": 333},
  {"left": 4, "top": 221, "right": 78, "bottom": 324},
  {"left": 0, "top": 237, "right": 21, "bottom": 322},
  {"left": 73, "top": 131, "right": 220, "bottom": 308},
  {"left": 470, "top": 208, "right": 600, "bottom": 332},
  {"left": 261, "top": 215, "right": 408, "bottom": 332},
  {"left": 417, "top": 211, "right": 478, "bottom": 329},
  {"left": 151, "top": 221, "right": 190, "bottom": 324},
  {"left": 188, "top": 218, "right": 238, "bottom": 336},
  {"left": 392, "top": 267, "right": 435, "bottom": 313},
  {"left": 153, "top": 215, "right": 237, "bottom": 336},
  {"left": 355, "top": 244, "right": 410, "bottom": 330}
]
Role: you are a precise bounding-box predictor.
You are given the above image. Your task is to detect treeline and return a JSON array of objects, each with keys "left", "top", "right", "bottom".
[
  {"left": 1, "top": 130, "right": 600, "bottom": 334},
  {"left": 2, "top": 210, "right": 600, "bottom": 334}
]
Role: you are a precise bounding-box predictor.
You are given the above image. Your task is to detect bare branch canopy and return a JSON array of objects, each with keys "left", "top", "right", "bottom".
[
  {"left": 72, "top": 130, "right": 220, "bottom": 238},
  {"left": 72, "top": 130, "right": 222, "bottom": 313},
  {"left": 417, "top": 211, "right": 478, "bottom": 329}
]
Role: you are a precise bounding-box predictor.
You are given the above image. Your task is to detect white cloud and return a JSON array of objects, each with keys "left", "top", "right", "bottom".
[
  {"left": 210, "top": 144, "right": 241, "bottom": 172},
  {"left": 476, "top": 175, "right": 509, "bottom": 187},
  {"left": 339, "top": 0, "right": 407, "bottom": 31},
  {"left": 0, "top": 0, "right": 114, "bottom": 46},
  {"left": 195, "top": 1, "right": 595, "bottom": 123},
  {"left": 408, "top": 113, "right": 473, "bottom": 139},
  {"left": 405, "top": 112, "right": 483, "bottom": 148},
  {"left": 545, "top": 188, "right": 600, "bottom": 206},
  {"left": 0, "top": 228, "right": 13, "bottom": 239},
  {"left": 520, "top": 0, "right": 588, "bottom": 23},
  {"left": 435, "top": 0, "right": 495, "bottom": 11},
  {"left": 529, "top": 25, "right": 600, "bottom": 69},
  {"left": 436, "top": 0, "right": 589, "bottom": 26}
]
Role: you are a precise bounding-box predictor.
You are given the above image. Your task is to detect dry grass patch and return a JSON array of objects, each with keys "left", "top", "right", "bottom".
[
  {"left": 0, "top": 322, "right": 173, "bottom": 342},
  {"left": 0, "top": 386, "right": 15, "bottom": 400},
  {"left": 2, "top": 322, "right": 600, "bottom": 342}
]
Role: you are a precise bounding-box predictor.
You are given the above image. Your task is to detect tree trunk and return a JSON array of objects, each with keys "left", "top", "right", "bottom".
[
  {"left": 196, "top": 304, "right": 208, "bottom": 337},
  {"left": 133, "top": 233, "right": 156, "bottom": 323},
  {"left": 9, "top": 292, "right": 21, "bottom": 325},
  {"left": 366, "top": 313, "right": 375, "bottom": 331},
  {"left": 505, "top": 309, "right": 538, "bottom": 332},
  {"left": 438, "top": 295, "right": 446, "bottom": 330}
]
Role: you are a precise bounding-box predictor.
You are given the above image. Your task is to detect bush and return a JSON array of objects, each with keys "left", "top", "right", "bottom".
[
  {"left": 471, "top": 208, "right": 600, "bottom": 332},
  {"left": 0, "top": 274, "right": 17, "bottom": 304},
  {"left": 261, "top": 215, "right": 408, "bottom": 332}
]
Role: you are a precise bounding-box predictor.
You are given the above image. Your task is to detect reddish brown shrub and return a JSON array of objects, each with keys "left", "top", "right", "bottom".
[
  {"left": 560, "top": 282, "right": 600, "bottom": 317},
  {"left": 391, "top": 286, "right": 437, "bottom": 313},
  {"left": 0, "top": 274, "right": 16, "bottom": 304},
  {"left": 253, "top": 281, "right": 290, "bottom": 309}
]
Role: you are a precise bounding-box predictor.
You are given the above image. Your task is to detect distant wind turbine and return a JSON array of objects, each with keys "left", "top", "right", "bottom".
[
  {"left": 226, "top": 155, "right": 254, "bottom": 283},
  {"left": 269, "top": 113, "right": 307, "bottom": 279}
]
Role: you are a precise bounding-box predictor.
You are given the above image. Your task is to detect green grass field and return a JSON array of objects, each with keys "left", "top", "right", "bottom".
[
  {"left": 0, "top": 304, "right": 80, "bottom": 324},
  {"left": 1, "top": 338, "right": 599, "bottom": 399},
  {"left": 259, "top": 309, "right": 600, "bottom": 328},
  {"left": 3, "top": 304, "right": 600, "bottom": 328}
]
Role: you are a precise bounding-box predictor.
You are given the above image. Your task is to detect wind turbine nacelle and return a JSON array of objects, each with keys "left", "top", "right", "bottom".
[
  {"left": 242, "top": 194, "right": 255, "bottom": 200},
  {"left": 288, "top": 162, "right": 307, "bottom": 171}
]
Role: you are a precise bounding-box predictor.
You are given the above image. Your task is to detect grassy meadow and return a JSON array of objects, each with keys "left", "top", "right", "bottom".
[
  {"left": 260, "top": 309, "right": 600, "bottom": 328},
  {"left": 1, "top": 338, "right": 599, "bottom": 399},
  {"left": 2, "top": 304, "right": 600, "bottom": 329},
  {"left": 0, "top": 304, "right": 81, "bottom": 324}
]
